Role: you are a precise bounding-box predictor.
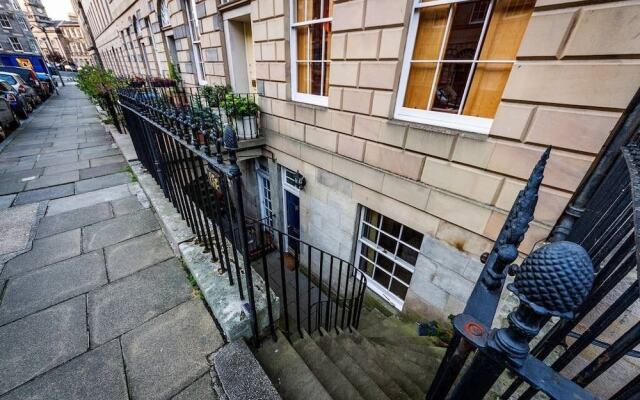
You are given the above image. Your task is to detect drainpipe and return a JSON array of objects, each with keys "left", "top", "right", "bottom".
[{"left": 550, "top": 88, "right": 640, "bottom": 242}]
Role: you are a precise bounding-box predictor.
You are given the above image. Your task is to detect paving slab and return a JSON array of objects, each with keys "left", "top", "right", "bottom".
[
  {"left": 0, "top": 194, "right": 15, "bottom": 209},
  {"left": 36, "top": 201, "right": 113, "bottom": 239},
  {"left": 82, "top": 209, "right": 160, "bottom": 252},
  {"left": 78, "top": 161, "right": 127, "bottom": 180},
  {"left": 43, "top": 160, "right": 90, "bottom": 175},
  {"left": 90, "top": 154, "right": 125, "bottom": 167},
  {"left": 13, "top": 183, "right": 75, "bottom": 205},
  {"left": 1, "top": 229, "right": 81, "bottom": 279},
  {"left": 104, "top": 229, "right": 174, "bottom": 281},
  {"left": 88, "top": 258, "right": 192, "bottom": 346},
  {"left": 0, "top": 168, "right": 44, "bottom": 182},
  {"left": 46, "top": 183, "right": 132, "bottom": 216},
  {"left": 121, "top": 300, "right": 223, "bottom": 400},
  {"left": 172, "top": 374, "right": 217, "bottom": 400},
  {"left": 0, "top": 340, "right": 128, "bottom": 400},
  {"left": 25, "top": 170, "right": 79, "bottom": 191},
  {"left": 0, "top": 180, "right": 26, "bottom": 196},
  {"left": 75, "top": 172, "right": 132, "bottom": 194},
  {"left": 0, "top": 203, "right": 38, "bottom": 256},
  {"left": 79, "top": 148, "right": 121, "bottom": 161},
  {"left": 77, "top": 144, "right": 114, "bottom": 155},
  {"left": 39, "top": 143, "right": 79, "bottom": 154},
  {"left": 0, "top": 296, "right": 88, "bottom": 395},
  {"left": 0, "top": 251, "right": 107, "bottom": 325},
  {"left": 78, "top": 140, "right": 113, "bottom": 149},
  {"left": 110, "top": 195, "right": 147, "bottom": 216}
]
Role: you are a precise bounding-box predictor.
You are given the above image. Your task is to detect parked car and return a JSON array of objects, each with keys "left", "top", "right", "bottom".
[
  {"left": 0, "top": 66, "right": 47, "bottom": 101},
  {"left": 35, "top": 73, "right": 52, "bottom": 97},
  {"left": 0, "top": 72, "right": 39, "bottom": 107},
  {"left": 0, "top": 97, "right": 20, "bottom": 131},
  {"left": 0, "top": 81, "right": 31, "bottom": 119}
]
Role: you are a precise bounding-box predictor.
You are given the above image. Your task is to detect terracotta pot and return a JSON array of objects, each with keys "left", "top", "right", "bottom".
[{"left": 283, "top": 253, "right": 296, "bottom": 271}]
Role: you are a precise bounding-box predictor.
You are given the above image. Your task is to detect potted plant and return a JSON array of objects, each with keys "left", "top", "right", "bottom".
[
  {"left": 222, "top": 93, "right": 259, "bottom": 139},
  {"left": 199, "top": 84, "right": 230, "bottom": 109}
]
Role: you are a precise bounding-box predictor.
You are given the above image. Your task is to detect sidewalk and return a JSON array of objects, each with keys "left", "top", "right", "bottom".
[{"left": 0, "top": 86, "right": 223, "bottom": 400}]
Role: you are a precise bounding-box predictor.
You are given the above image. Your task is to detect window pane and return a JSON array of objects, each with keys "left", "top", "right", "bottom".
[
  {"left": 360, "top": 243, "right": 376, "bottom": 262},
  {"left": 362, "top": 223, "right": 378, "bottom": 243},
  {"left": 376, "top": 254, "right": 394, "bottom": 273},
  {"left": 310, "top": 62, "right": 323, "bottom": 95},
  {"left": 431, "top": 62, "right": 472, "bottom": 113},
  {"left": 364, "top": 209, "right": 381, "bottom": 227},
  {"left": 296, "top": 0, "right": 322, "bottom": 22},
  {"left": 381, "top": 217, "right": 401, "bottom": 237},
  {"left": 478, "top": 0, "right": 535, "bottom": 60},
  {"left": 442, "top": 1, "right": 489, "bottom": 60},
  {"left": 394, "top": 266, "right": 413, "bottom": 285},
  {"left": 297, "top": 62, "right": 310, "bottom": 93},
  {"left": 411, "top": 5, "right": 448, "bottom": 60},
  {"left": 403, "top": 62, "right": 436, "bottom": 110},
  {"left": 379, "top": 233, "right": 397, "bottom": 255},
  {"left": 373, "top": 268, "right": 391, "bottom": 288},
  {"left": 390, "top": 279, "right": 409, "bottom": 299},
  {"left": 323, "top": 0, "right": 333, "bottom": 19},
  {"left": 397, "top": 244, "right": 419, "bottom": 265},
  {"left": 359, "top": 257, "right": 374, "bottom": 276},
  {"left": 401, "top": 225, "right": 423, "bottom": 249},
  {"left": 462, "top": 63, "right": 512, "bottom": 118},
  {"left": 297, "top": 27, "right": 309, "bottom": 60}
]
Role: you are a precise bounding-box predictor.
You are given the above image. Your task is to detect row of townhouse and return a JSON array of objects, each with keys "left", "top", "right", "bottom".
[{"left": 74, "top": 0, "right": 639, "bottom": 339}]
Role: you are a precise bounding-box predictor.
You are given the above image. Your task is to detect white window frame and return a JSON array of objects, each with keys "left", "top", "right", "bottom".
[
  {"left": 257, "top": 166, "right": 274, "bottom": 227},
  {"left": 0, "top": 15, "right": 11, "bottom": 29},
  {"left": 10, "top": 37, "right": 23, "bottom": 52},
  {"left": 184, "top": 0, "right": 207, "bottom": 85},
  {"left": 354, "top": 207, "right": 423, "bottom": 309},
  {"left": 289, "top": 0, "right": 332, "bottom": 107},
  {"left": 394, "top": 0, "right": 518, "bottom": 135}
]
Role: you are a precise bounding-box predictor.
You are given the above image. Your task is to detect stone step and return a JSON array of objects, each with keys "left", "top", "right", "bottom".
[
  {"left": 359, "top": 315, "right": 419, "bottom": 338},
  {"left": 292, "top": 331, "right": 365, "bottom": 400},
  {"left": 315, "top": 328, "right": 390, "bottom": 400},
  {"left": 357, "top": 308, "right": 386, "bottom": 331},
  {"left": 255, "top": 331, "right": 332, "bottom": 400},
  {"left": 330, "top": 332, "right": 412, "bottom": 400},
  {"left": 368, "top": 340, "right": 443, "bottom": 393},
  {"left": 343, "top": 333, "right": 425, "bottom": 399}
]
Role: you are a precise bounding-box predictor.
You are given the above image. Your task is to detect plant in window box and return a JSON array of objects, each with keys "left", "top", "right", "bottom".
[{"left": 222, "top": 93, "right": 259, "bottom": 139}]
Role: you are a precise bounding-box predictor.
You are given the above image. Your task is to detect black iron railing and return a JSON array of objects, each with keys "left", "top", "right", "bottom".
[{"left": 116, "top": 83, "right": 366, "bottom": 346}]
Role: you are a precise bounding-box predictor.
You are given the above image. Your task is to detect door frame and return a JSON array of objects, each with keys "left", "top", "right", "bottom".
[
  {"left": 222, "top": 4, "right": 253, "bottom": 93},
  {"left": 281, "top": 167, "right": 300, "bottom": 252},
  {"left": 256, "top": 165, "right": 273, "bottom": 226}
]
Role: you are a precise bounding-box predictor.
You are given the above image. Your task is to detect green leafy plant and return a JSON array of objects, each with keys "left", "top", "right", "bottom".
[
  {"left": 199, "top": 84, "right": 230, "bottom": 108},
  {"left": 223, "top": 93, "right": 259, "bottom": 119},
  {"left": 76, "top": 66, "right": 122, "bottom": 107},
  {"left": 168, "top": 61, "right": 182, "bottom": 83}
]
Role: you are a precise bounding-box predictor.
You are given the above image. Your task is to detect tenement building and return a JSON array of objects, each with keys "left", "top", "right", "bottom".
[
  {"left": 0, "top": 0, "right": 41, "bottom": 61},
  {"left": 76, "top": 0, "right": 640, "bottom": 324}
]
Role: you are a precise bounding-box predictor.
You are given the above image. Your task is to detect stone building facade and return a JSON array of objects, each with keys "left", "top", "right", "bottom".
[
  {"left": 76, "top": 2, "right": 640, "bottom": 395},
  {"left": 33, "top": 17, "right": 93, "bottom": 67},
  {"left": 0, "top": 0, "right": 40, "bottom": 56}
]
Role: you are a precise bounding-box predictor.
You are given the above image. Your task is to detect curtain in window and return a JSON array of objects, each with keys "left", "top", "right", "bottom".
[
  {"left": 463, "top": 0, "right": 535, "bottom": 118},
  {"left": 404, "top": 5, "right": 448, "bottom": 110}
]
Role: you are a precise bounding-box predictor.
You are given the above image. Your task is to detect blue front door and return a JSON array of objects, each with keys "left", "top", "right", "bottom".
[{"left": 285, "top": 190, "right": 300, "bottom": 254}]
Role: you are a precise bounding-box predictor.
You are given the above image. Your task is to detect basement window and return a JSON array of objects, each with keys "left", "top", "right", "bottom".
[
  {"left": 355, "top": 207, "right": 424, "bottom": 309},
  {"left": 394, "top": 0, "right": 535, "bottom": 134}
]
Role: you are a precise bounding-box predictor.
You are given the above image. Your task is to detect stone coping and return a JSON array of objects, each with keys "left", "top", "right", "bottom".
[{"left": 127, "top": 160, "right": 279, "bottom": 341}]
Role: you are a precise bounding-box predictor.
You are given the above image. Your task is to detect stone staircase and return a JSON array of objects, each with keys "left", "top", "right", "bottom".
[{"left": 255, "top": 307, "right": 447, "bottom": 400}]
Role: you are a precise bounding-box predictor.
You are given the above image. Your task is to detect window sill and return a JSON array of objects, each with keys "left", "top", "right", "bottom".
[
  {"left": 387, "top": 116, "right": 491, "bottom": 142},
  {"left": 291, "top": 93, "right": 328, "bottom": 108}
]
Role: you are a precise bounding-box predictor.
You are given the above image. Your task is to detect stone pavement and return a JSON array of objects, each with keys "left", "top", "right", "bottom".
[{"left": 0, "top": 86, "right": 223, "bottom": 399}]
